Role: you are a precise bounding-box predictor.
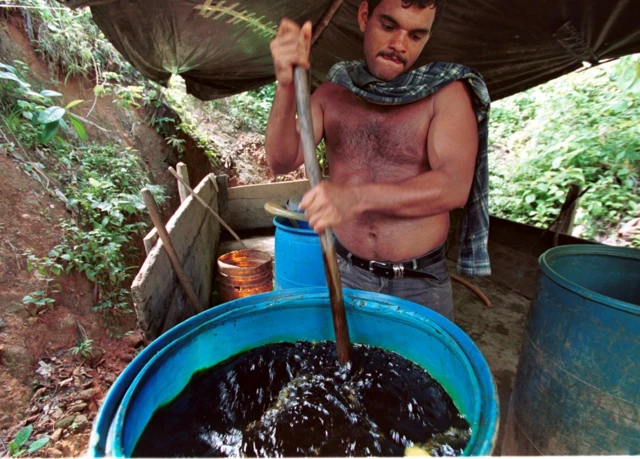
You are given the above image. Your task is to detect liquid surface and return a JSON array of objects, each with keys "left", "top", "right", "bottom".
[{"left": 133, "top": 342, "right": 470, "bottom": 457}]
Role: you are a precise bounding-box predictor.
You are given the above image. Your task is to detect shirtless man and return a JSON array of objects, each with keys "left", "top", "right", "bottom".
[{"left": 266, "top": 0, "right": 489, "bottom": 320}]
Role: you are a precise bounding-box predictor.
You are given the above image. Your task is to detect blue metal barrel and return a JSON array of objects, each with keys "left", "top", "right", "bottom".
[
  {"left": 89, "top": 288, "right": 499, "bottom": 457},
  {"left": 502, "top": 245, "right": 640, "bottom": 455},
  {"left": 273, "top": 216, "right": 326, "bottom": 289}
]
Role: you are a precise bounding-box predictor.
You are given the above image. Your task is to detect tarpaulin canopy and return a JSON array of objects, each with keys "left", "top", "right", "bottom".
[{"left": 60, "top": 0, "right": 640, "bottom": 101}]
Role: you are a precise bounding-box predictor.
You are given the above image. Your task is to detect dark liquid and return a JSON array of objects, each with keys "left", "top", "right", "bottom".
[{"left": 133, "top": 342, "right": 470, "bottom": 457}]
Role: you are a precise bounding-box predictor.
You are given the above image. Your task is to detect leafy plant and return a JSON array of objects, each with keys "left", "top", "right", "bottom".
[
  {"left": 12, "top": 0, "right": 137, "bottom": 82},
  {"left": 0, "top": 62, "right": 86, "bottom": 144},
  {"left": 8, "top": 425, "right": 49, "bottom": 457},
  {"left": 70, "top": 338, "right": 94, "bottom": 359},
  {"left": 21, "top": 249, "right": 64, "bottom": 313},
  {"left": 489, "top": 56, "right": 640, "bottom": 246}
]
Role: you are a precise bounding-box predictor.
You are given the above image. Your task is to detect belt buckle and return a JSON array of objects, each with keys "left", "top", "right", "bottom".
[{"left": 369, "top": 260, "right": 404, "bottom": 279}]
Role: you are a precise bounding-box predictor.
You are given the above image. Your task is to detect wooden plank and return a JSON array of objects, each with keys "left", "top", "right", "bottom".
[
  {"left": 446, "top": 209, "right": 597, "bottom": 299},
  {"left": 176, "top": 162, "right": 190, "bottom": 203},
  {"left": 227, "top": 180, "right": 310, "bottom": 230},
  {"left": 131, "top": 173, "right": 220, "bottom": 340},
  {"left": 227, "top": 179, "right": 310, "bottom": 200},
  {"left": 143, "top": 229, "right": 158, "bottom": 256}
]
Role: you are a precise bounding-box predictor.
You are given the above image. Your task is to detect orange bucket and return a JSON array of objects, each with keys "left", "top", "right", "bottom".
[{"left": 216, "top": 249, "right": 273, "bottom": 303}]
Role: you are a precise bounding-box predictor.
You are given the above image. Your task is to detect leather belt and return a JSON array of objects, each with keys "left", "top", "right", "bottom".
[{"left": 335, "top": 241, "right": 446, "bottom": 280}]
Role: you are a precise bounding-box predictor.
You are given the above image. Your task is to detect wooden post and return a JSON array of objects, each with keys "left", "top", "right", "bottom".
[
  {"left": 176, "top": 162, "right": 190, "bottom": 203},
  {"left": 168, "top": 168, "right": 246, "bottom": 248},
  {"left": 552, "top": 184, "right": 581, "bottom": 246},
  {"left": 142, "top": 188, "right": 204, "bottom": 314},
  {"left": 143, "top": 232, "right": 158, "bottom": 255}
]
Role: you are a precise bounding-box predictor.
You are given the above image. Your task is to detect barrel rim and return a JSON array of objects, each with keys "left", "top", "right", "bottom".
[
  {"left": 217, "top": 249, "right": 273, "bottom": 272},
  {"left": 539, "top": 244, "right": 640, "bottom": 314},
  {"left": 111, "top": 290, "right": 494, "bottom": 457},
  {"left": 273, "top": 215, "right": 315, "bottom": 234},
  {"left": 91, "top": 289, "right": 498, "bottom": 457}
]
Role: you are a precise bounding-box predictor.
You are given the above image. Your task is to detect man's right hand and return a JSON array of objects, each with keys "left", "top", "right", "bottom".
[{"left": 270, "top": 19, "right": 312, "bottom": 85}]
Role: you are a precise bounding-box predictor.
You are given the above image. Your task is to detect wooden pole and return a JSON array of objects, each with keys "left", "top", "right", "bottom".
[
  {"left": 311, "top": 0, "right": 345, "bottom": 45},
  {"left": 141, "top": 188, "right": 204, "bottom": 314},
  {"left": 294, "top": 66, "right": 351, "bottom": 364},
  {"left": 167, "top": 167, "right": 247, "bottom": 249}
]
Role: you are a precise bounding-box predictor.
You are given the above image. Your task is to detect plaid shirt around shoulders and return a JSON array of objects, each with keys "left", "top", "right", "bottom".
[{"left": 326, "top": 60, "right": 491, "bottom": 276}]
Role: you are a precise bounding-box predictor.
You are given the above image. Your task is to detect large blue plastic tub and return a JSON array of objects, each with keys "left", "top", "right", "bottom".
[
  {"left": 502, "top": 245, "right": 640, "bottom": 455},
  {"left": 89, "top": 289, "right": 498, "bottom": 456}
]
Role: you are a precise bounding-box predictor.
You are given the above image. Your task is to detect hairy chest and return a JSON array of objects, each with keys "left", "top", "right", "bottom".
[{"left": 323, "top": 93, "right": 434, "bottom": 179}]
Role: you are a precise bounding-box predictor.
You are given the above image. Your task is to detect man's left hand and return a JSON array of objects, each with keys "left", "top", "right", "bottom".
[{"left": 298, "top": 182, "right": 360, "bottom": 233}]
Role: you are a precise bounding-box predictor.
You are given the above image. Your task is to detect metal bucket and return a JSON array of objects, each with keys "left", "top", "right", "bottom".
[
  {"left": 89, "top": 288, "right": 499, "bottom": 457},
  {"left": 216, "top": 249, "right": 273, "bottom": 303},
  {"left": 502, "top": 245, "right": 640, "bottom": 455}
]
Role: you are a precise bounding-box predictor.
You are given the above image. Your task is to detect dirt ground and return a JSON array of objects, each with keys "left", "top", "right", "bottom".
[{"left": 0, "top": 16, "right": 184, "bottom": 456}]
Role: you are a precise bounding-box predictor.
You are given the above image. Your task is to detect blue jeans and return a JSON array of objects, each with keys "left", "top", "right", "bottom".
[{"left": 337, "top": 249, "right": 454, "bottom": 321}]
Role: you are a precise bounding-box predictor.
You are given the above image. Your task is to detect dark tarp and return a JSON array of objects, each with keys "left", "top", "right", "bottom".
[{"left": 60, "top": 0, "right": 640, "bottom": 101}]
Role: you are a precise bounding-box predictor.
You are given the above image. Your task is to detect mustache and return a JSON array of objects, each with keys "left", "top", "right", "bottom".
[{"left": 377, "top": 51, "right": 407, "bottom": 65}]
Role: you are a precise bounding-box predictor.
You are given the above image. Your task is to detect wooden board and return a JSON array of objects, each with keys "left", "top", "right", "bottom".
[
  {"left": 446, "top": 209, "right": 596, "bottom": 299},
  {"left": 224, "top": 179, "right": 311, "bottom": 230},
  {"left": 131, "top": 174, "right": 220, "bottom": 340}
]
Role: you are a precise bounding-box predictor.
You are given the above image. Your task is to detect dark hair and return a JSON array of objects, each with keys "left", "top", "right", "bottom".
[{"left": 366, "top": 0, "right": 446, "bottom": 17}]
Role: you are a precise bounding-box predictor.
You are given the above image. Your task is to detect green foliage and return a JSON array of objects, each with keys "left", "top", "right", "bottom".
[
  {"left": 0, "top": 62, "right": 86, "bottom": 144},
  {"left": 93, "top": 72, "right": 145, "bottom": 110},
  {"left": 13, "top": 0, "right": 136, "bottom": 82},
  {"left": 52, "top": 145, "right": 166, "bottom": 315},
  {"left": 70, "top": 338, "right": 94, "bottom": 358},
  {"left": 19, "top": 144, "right": 166, "bottom": 319},
  {"left": 224, "top": 83, "right": 276, "bottom": 131},
  {"left": 8, "top": 425, "right": 49, "bottom": 457},
  {"left": 2, "top": 69, "right": 165, "bottom": 317},
  {"left": 148, "top": 76, "right": 220, "bottom": 166},
  {"left": 489, "top": 56, "right": 640, "bottom": 246}
]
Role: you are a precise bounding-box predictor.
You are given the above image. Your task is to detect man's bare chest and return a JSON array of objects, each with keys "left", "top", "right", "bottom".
[{"left": 323, "top": 95, "right": 434, "bottom": 175}]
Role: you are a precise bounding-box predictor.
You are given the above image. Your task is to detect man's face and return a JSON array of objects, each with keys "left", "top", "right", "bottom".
[{"left": 358, "top": 0, "right": 436, "bottom": 81}]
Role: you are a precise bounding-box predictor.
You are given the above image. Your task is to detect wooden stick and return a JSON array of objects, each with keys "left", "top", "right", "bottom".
[
  {"left": 167, "top": 167, "right": 247, "bottom": 249},
  {"left": 294, "top": 66, "right": 351, "bottom": 364},
  {"left": 451, "top": 274, "right": 492, "bottom": 308},
  {"left": 311, "top": 0, "right": 345, "bottom": 45},
  {"left": 141, "top": 188, "right": 204, "bottom": 314}
]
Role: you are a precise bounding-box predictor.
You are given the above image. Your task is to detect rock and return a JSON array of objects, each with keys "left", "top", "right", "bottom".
[
  {"left": 57, "top": 440, "right": 73, "bottom": 456},
  {"left": 75, "top": 388, "right": 99, "bottom": 401},
  {"left": 44, "top": 448, "right": 63, "bottom": 458},
  {"left": 58, "top": 315, "right": 76, "bottom": 334},
  {"left": 51, "top": 408, "right": 64, "bottom": 420},
  {"left": 71, "top": 414, "right": 88, "bottom": 432},
  {"left": 50, "top": 428, "right": 63, "bottom": 442},
  {"left": 54, "top": 415, "right": 76, "bottom": 430},
  {"left": 67, "top": 402, "right": 87, "bottom": 413},
  {"left": 2, "top": 345, "right": 34, "bottom": 382},
  {"left": 121, "top": 331, "right": 144, "bottom": 348}
]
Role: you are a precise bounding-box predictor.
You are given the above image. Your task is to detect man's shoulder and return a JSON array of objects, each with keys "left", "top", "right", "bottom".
[
  {"left": 312, "top": 82, "right": 352, "bottom": 104},
  {"left": 432, "top": 80, "right": 474, "bottom": 106}
]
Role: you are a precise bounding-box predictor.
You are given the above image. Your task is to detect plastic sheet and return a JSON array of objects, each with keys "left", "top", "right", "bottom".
[{"left": 60, "top": 0, "right": 640, "bottom": 101}]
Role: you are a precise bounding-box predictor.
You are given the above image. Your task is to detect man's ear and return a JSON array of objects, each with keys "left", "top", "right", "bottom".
[{"left": 358, "top": 1, "right": 369, "bottom": 33}]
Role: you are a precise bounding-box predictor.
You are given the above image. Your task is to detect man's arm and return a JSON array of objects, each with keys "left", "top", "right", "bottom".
[
  {"left": 265, "top": 19, "right": 325, "bottom": 175},
  {"left": 299, "top": 81, "right": 478, "bottom": 232}
]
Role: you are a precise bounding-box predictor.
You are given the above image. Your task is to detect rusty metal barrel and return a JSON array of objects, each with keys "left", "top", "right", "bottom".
[{"left": 216, "top": 249, "right": 273, "bottom": 302}]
